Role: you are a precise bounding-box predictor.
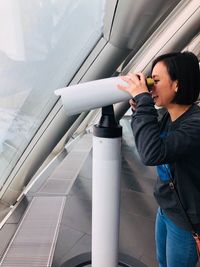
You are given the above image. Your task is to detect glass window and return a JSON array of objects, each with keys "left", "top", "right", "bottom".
[{"left": 0, "top": 0, "right": 105, "bottom": 188}]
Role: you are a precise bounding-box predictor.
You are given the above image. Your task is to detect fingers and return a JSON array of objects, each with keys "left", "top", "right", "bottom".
[
  {"left": 116, "top": 76, "right": 133, "bottom": 94},
  {"left": 127, "top": 73, "right": 140, "bottom": 84},
  {"left": 117, "top": 80, "right": 137, "bottom": 111},
  {"left": 137, "top": 72, "right": 146, "bottom": 84},
  {"left": 120, "top": 75, "right": 136, "bottom": 86},
  {"left": 117, "top": 78, "right": 130, "bottom": 93},
  {"left": 117, "top": 72, "right": 149, "bottom": 98},
  {"left": 129, "top": 99, "right": 137, "bottom": 111},
  {"left": 117, "top": 74, "right": 139, "bottom": 90}
]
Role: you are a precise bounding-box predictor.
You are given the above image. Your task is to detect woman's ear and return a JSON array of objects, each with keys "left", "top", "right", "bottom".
[{"left": 174, "top": 80, "right": 179, "bottom": 93}]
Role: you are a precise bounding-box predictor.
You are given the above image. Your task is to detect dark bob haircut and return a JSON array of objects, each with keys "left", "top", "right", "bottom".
[{"left": 151, "top": 52, "right": 200, "bottom": 105}]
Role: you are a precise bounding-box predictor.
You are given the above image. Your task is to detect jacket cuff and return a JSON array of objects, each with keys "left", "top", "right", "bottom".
[{"left": 134, "top": 92, "right": 153, "bottom": 105}]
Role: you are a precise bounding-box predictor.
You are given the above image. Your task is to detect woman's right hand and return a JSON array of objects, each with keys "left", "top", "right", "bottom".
[{"left": 129, "top": 99, "right": 137, "bottom": 111}]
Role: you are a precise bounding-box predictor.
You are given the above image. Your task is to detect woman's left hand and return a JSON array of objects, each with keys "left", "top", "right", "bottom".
[{"left": 117, "top": 72, "right": 149, "bottom": 98}]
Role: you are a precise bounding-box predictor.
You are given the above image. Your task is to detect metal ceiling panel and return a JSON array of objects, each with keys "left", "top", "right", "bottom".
[{"left": 109, "top": 0, "right": 181, "bottom": 50}]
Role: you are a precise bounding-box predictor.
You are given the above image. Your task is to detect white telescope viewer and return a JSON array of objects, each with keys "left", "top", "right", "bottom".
[
  {"left": 54, "top": 76, "right": 131, "bottom": 116},
  {"left": 55, "top": 76, "right": 153, "bottom": 267}
]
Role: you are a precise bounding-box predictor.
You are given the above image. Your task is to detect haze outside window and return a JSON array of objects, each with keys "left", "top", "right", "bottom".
[{"left": 0, "top": 0, "right": 105, "bottom": 188}]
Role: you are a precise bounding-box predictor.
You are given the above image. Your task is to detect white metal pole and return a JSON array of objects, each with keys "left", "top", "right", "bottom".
[{"left": 92, "top": 135, "right": 121, "bottom": 267}]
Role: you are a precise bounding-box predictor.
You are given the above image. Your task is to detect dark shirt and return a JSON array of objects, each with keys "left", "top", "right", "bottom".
[{"left": 131, "top": 92, "right": 200, "bottom": 230}]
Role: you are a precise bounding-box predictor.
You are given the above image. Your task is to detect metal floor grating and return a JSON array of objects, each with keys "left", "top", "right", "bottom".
[
  {"left": 0, "top": 197, "right": 65, "bottom": 267},
  {"left": 0, "top": 134, "right": 93, "bottom": 267}
]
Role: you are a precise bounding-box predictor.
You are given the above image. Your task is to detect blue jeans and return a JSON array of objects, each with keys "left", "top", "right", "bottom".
[{"left": 155, "top": 207, "right": 199, "bottom": 267}]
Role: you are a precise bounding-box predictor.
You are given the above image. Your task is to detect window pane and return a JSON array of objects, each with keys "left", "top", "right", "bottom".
[{"left": 0, "top": 0, "right": 105, "bottom": 187}]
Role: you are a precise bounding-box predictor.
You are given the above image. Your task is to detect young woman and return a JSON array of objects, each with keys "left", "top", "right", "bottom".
[{"left": 118, "top": 52, "right": 200, "bottom": 267}]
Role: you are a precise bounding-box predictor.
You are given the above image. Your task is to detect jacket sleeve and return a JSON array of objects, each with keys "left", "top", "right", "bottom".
[{"left": 131, "top": 93, "right": 200, "bottom": 166}]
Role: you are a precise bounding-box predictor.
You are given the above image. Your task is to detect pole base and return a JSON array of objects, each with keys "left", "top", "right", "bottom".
[{"left": 60, "top": 252, "right": 148, "bottom": 267}]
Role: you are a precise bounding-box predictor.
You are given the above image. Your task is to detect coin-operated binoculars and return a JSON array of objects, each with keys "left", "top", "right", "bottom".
[{"left": 55, "top": 76, "right": 154, "bottom": 267}]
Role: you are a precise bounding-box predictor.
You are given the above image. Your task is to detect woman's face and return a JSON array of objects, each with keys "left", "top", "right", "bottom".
[{"left": 151, "top": 61, "right": 178, "bottom": 108}]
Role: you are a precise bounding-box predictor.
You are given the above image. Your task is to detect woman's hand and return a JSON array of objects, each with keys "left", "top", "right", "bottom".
[
  {"left": 117, "top": 72, "right": 149, "bottom": 98},
  {"left": 129, "top": 99, "right": 137, "bottom": 111}
]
